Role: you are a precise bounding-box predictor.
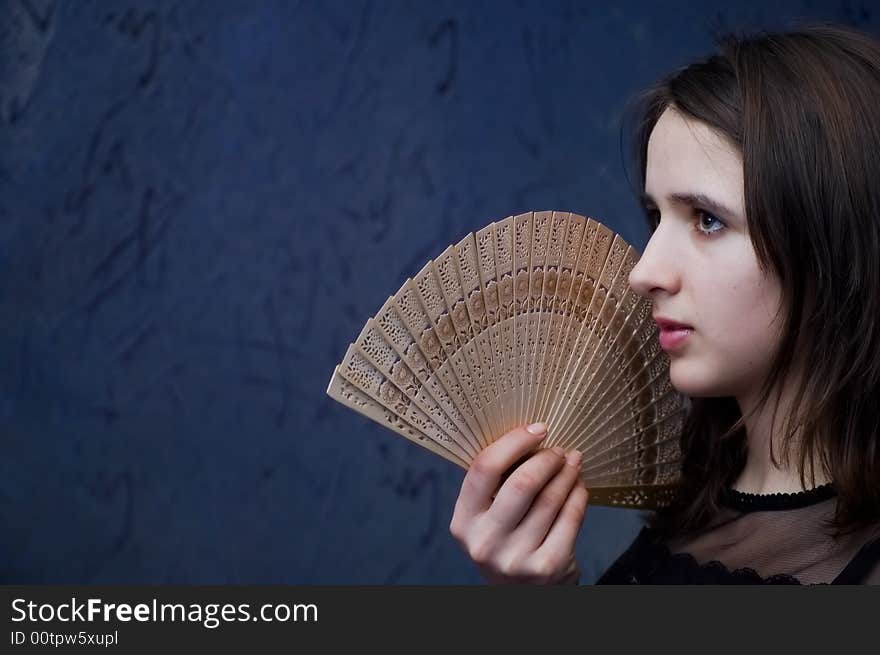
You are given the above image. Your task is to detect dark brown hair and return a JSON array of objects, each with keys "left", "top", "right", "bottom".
[{"left": 621, "top": 21, "right": 880, "bottom": 538}]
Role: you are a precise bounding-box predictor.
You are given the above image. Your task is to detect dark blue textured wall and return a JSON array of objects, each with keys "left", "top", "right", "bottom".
[{"left": 2, "top": 1, "right": 875, "bottom": 584}]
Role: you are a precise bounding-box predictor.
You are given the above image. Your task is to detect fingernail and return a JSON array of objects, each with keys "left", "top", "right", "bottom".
[
  {"left": 566, "top": 450, "right": 582, "bottom": 467},
  {"left": 551, "top": 446, "right": 565, "bottom": 457},
  {"left": 526, "top": 422, "right": 547, "bottom": 435}
]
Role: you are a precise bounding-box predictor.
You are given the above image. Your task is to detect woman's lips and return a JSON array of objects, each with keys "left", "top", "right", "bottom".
[
  {"left": 654, "top": 317, "right": 694, "bottom": 351},
  {"left": 658, "top": 327, "right": 693, "bottom": 351},
  {"left": 654, "top": 317, "right": 693, "bottom": 331}
]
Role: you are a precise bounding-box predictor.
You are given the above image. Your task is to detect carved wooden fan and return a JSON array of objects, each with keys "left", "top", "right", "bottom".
[{"left": 326, "top": 211, "right": 685, "bottom": 509}]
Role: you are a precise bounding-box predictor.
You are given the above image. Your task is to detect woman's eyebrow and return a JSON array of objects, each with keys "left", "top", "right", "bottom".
[{"left": 640, "top": 191, "right": 737, "bottom": 218}]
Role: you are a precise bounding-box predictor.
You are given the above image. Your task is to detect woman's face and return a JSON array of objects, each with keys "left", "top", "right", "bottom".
[{"left": 628, "top": 106, "right": 784, "bottom": 398}]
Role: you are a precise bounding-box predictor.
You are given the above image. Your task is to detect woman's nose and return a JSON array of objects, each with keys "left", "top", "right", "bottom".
[{"left": 628, "top": 230, "right": 681, "bottom": 298}]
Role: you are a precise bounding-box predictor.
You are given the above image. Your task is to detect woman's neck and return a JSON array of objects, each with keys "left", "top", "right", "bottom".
[
  {"left": 732, "top": 368, "right": 830, "bottom": 495},
  {"left": 733, "top": 452, "right": 829, "bottom": 495}
]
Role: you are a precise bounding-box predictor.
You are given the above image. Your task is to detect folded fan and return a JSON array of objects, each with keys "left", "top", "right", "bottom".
[{"left": 326, "top": 210, "right": 686, "bottom": 509}]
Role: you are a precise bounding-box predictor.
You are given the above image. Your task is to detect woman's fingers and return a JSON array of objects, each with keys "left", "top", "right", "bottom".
[
  {"left": 452, "top": 423, "right": 549, "bottom": 522},
  {"left": 485, "top": 446, "right": 568, "bottom": 532},
  {"left": 448, "top": 425, "right": 590, "bottom": 585},
  {"left": 534, "top": 480, "right": 590, "bottom": 569},
  {"left": 511, "top": 449, "right": 583, "bottom": 551}
]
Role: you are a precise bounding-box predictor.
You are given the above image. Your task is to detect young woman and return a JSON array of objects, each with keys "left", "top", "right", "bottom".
[{"left": 448, "top": 22, "right": 880, "bottom": 584}]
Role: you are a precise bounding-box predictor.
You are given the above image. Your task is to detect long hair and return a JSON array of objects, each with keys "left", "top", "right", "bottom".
[{"left": 620, "top": 21, "right": 880, "bottom": 538}]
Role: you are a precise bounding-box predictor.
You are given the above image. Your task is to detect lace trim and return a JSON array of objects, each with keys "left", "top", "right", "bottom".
[
  {"left": 633, "top": 528, "right": 806, "bottom": 585},
  {"left": 661, "top": 547, "right": 804, "bottom": 584},
  {"left": 719, "top": 482, "right": 837, "bottom": 512}
]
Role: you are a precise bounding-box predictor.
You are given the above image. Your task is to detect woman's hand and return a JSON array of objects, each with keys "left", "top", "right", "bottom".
[{"left": 448, "top": 422, "right": 589, "bottom": 584}]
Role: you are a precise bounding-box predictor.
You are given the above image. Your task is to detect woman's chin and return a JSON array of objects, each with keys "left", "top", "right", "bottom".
[{"left": 668, "top": 361, "right": 723, "bottom": 397}]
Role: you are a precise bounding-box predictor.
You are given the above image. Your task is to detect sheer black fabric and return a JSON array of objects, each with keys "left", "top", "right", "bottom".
[{"left": 596, "top": 484, "right": 880, "bottom": 584}]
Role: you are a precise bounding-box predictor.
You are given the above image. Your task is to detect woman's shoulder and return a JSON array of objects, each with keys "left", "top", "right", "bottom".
[
  {"left": 831, "top": 524, "right": 880, "bottom": 584},
  {"left": 595, "top": 525, "right": 805, "bottom": 584},
  {"left": 596, "top": 503, "right": 880, "bottom": 585}
]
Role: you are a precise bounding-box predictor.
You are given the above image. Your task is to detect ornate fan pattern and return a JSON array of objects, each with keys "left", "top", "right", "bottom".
[{"left": 327, "top": 211, "right": 686, "bottom": 509}]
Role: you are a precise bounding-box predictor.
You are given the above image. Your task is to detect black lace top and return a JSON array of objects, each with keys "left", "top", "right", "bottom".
[{"left": 596, "top": 484, "right": 880, "bottom": 584}]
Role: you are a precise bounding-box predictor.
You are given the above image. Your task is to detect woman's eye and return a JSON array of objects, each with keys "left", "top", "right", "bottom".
[
  {"left": 643, "top": 207, "right": 726, "bottom": 237},
  {"left": 695, "top": 209, "right": 726, "bottom": 236}
]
